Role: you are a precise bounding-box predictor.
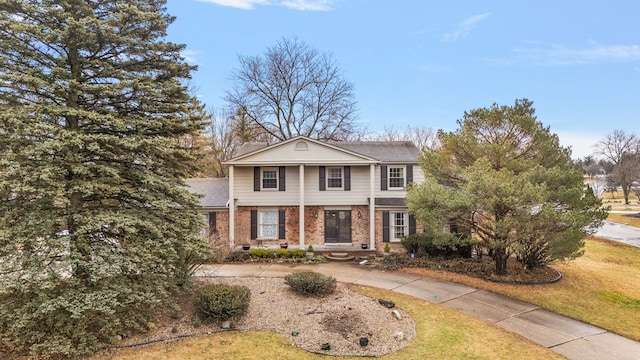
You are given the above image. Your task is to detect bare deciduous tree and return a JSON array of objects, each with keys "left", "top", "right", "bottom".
[
  {"left": 225, "top": 37, "right": 362, "bottom": 141},
  {"left": 595, "top": 130, "right": 640, "bottom": 204},
  {"left": 373, "top": 124, "right": 439, "bottom": 151}
]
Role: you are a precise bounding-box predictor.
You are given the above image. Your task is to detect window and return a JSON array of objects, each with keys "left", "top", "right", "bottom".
[
  {"left": 388, "top": 166, "right": 405, "bottom": 189},
  {"left": 327, "top": 167, "right": 343, "bottom": 189},
  {"left": 390, "top": 212, "right": 408, "bottom": 241},
  {"left": 262, "top": 167, "right": 277, "bottom": 190},
  {"left": 259, "top": 209, "right": 278, "bottom": 238}
]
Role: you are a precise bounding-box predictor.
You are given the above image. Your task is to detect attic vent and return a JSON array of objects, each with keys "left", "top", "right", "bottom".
[{"left": 294, "top": 141, "right": 309, "bottom": 151}]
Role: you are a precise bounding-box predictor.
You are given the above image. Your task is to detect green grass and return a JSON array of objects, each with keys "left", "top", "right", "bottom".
[
  {"left": 607, "top": 212, "right": 640, "bottom": 228},
  {"left": 405, "top": 237, "right": 640, "bottom": 341},
  {"left": 93, "top": 287, "right": 563, "bottom": 360}
]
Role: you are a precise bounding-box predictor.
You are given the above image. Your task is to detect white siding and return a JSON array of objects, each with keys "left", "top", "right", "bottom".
[
  {"left": 373, "top": 164, "right": 423, "bottom": 199},
  {"left": 233, "top": 166, "right": 301, "bottom": 206},
  {"left": 305, "top": 166, "right": 370, "bottom": 206}
]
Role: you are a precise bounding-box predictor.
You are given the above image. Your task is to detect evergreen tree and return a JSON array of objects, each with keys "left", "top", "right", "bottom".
[
  {"left": 407, "top": 99, "right": 607, "bottom": 275},
  {"left": 0, "top": 1, "right": 208, "bottom": 357}
]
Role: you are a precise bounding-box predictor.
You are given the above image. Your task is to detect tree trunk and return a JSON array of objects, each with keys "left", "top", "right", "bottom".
[{"left": 494, "top": 247, "right": 508, "bottom": 275}]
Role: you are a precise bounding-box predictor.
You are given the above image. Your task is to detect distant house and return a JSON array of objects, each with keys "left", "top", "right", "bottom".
[{"left": 187, "top": 136, "right": 423, "bottom": 251}]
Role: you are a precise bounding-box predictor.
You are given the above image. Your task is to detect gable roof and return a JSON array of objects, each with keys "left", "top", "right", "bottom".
[
  {"left": 185, "top": 178, "right": 229, "bottom": 208},
  {"left": 231, "top": 136, "right": 419, "bottom": 164}
]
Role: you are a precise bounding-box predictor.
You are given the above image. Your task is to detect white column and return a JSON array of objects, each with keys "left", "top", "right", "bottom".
[
  {"left": 228, "top": 165, "right": 235, "bottom": 248},
  {"left": 299, "top": 164, "right": 305, "bottom": 249},
  {"left": 369, "top": 163, "right": 376, "bottom": 250}
]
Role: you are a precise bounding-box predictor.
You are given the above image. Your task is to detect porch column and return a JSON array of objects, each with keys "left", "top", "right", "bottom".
[
  {"left": 228, "top": 165, "right": 235, "bottom": 248},
  {"left": 369, "top": 163, "right": 376, "bottom": 250},
  {"left": 299, "top": 164, "right": 305, "bottom": 249}
]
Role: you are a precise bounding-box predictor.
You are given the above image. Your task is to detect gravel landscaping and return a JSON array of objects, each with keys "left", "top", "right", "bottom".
[{"left": 116, "top": 277, "right": 416, "bottom": 357}]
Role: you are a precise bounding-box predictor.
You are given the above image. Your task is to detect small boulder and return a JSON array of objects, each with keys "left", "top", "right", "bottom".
[
  {"left": 392, "top": 309, "right": 402, "bottom": 320},
  {"left": 291, "top": 330, "right": 299, "bottom": 336},
  {"left": 378, "top": 299, "right": 395, "bottom": 308},
  {"left": 394, "top": 331, "right": 404, "bottom": 341},
  {"left": 221, "top": 321, "right": 232, "bottom": 329},
  {"left": 359, "top": 337, "right": 369, "bottom": 347},
  {"left": 321, "top": 343, "right": 331, "bottom": 351}
]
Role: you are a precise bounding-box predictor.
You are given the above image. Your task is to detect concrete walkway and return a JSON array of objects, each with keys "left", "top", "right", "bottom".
[{"left": 195, "top": 262, "right": 640, "bottom": 360}]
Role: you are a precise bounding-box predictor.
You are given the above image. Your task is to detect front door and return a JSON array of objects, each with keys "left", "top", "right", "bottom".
[{"left": 324, "top": 210, "right": 352, "bottom": 243}]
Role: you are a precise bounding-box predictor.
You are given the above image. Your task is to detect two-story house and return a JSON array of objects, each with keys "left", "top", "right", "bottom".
[{"left": 188, "top": 136, "right": 423, "bottom": 252}]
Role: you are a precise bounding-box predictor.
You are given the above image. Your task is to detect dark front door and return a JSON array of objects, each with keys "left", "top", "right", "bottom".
[{"left": 324, "top": 210, "right": 351, "bottom": 243}]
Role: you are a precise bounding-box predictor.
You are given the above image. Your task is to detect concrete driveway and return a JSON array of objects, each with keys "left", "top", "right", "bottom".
[{"left": 595, "top": 220, "right": 640, "bottom": 248}]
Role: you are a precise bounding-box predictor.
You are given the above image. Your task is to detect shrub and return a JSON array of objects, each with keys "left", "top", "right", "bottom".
[
  {"left": 248, "top": 248, "right": 275, "bottom": 258},
  {"left": 276, "top": 248, "right": 290, "bottom": 258},
  {"left": 225, "top": 251, "right": 251, "bottom": 262},
  {"left": 402, "top": 233, "right": 474, "bottom": 258},
  {"left": 193, "top": 284, "right": 251, "bottom": 321},
  {"left": 284, "top": 271, "right": 336, "bottom": 297},
  {"left": 401, "top": 234, "right": 424, "bottom": 255},
  {"left": 290, "top": 249, "right": 306, "bottom": 258}
]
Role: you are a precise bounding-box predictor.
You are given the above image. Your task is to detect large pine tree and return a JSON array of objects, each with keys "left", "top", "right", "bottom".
[
  {"left": 407, "top": 99, "right": 607, "bottom": 275},
  {"left": 0, "top": 1, "right": 208, "bottom": 357}
]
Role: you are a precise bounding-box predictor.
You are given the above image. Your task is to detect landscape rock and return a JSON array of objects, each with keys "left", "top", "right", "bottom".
[
  {"left": 378, "top": 299, "right": 395, "bottom": 308},
  {"left": 321, "top": 343, "right": 331, "bottom": 351},
  {"left": 359, "top": 337, "right": 369, "bottom": 347},
  {"left": 221, "top": 321, "right": 232, "bottom": 329},
  {"left": 392, "top": 309, "right": 402, "bottom": 320},
  {"left": 394, "top": 331, "right": 404, "bottom": 341}
]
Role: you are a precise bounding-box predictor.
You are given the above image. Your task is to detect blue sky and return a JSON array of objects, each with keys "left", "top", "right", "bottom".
[{"left": 165, "top": 0, "right": 639, "bottom": 159}]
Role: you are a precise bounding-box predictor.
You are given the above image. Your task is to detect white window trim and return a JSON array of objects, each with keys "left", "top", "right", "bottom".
[
  {"left": 388, "top": 165, "right": 406, "bottom": 190},
  {"left": 258, "top": 207, "right": 278, "bottom": 239},
  {"left": 389, "top": 211, "right": 408, "bottom": 242},
  {"left": 261, "top": 167, "right": 278, "bottom": 191},
  {"left": 326, "top": 167, "right": 343, "bottom": 190}
]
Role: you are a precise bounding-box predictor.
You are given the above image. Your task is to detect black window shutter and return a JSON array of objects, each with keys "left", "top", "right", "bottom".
[
  {"left": 380, "top": 165, "right": 388, "bottom": 191},
  {"left": 382, "top": 211, "right": 390, "bottom": 243},
  {"left": 208, "top": 212, "right": 216, "bottom": 236},
  {"left": 253, "top": 167, "right": 260, "bottom": 191},
  {"left": 344, "top": 166, "right": 351, "bottom": 191},
  {"left": 406, "top": 165, "right": 413, "bottom": 185},
  {"left": 409, "top": 215, "right": 416, "bottom": 235},
  {"left": 319, "top": 166, "right": 326, "bottom": 191},
  {"left": 279, "top": 166, "right": 286, "bottom": 191},
  {"left": 250, "top": 210, "right": 257, "bottom": 239},
  {"left": 278, "top": 209, "right": 286, "bottom": 240}
]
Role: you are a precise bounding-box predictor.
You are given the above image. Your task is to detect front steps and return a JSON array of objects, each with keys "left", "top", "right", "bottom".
[{"left": 325, "top": 252, "right": 355, "bottom": 262}]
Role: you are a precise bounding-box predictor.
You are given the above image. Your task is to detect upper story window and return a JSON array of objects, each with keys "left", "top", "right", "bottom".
[
  {"left": 262, "top": 167, "right": 278, "bottom": 190},
  {"left": 388, "top": 166, "right": 405, "bottom": 189},
  {"left": 327, "top": 167, "right": 343, "bottom": 189}
]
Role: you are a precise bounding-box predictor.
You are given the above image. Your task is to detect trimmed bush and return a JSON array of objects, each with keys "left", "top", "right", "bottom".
[
  {"left": 248, "top": 248, "right": 276, "bottom": 258},
  {"left": 402, "top": 233, "right": 474, "bottom": 258},
  {"left": 401, "top": 234, "right": 424, "bottom": 254},
  {"left": 193, "top": 284, "right": 251, "bottom": 321},
  {"left": 276, "top": 248, "right": 290, "bottom": 258},
  {"left": 290, "top": 249, "right": 306, "bottom": 258},
  {"left": 284, "top": 271, "right": 336, "bottom": 297}
]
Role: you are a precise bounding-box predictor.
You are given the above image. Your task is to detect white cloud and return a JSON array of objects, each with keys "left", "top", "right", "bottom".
[
  {"left": 181, "top": 49, "right": 201, "bottom": 64},
  {"left": 195, "top": 0, "right": 332, "bottom": 10},
  {"left": 514, "top": 41, "right": 640, "bottom": 65},
  {"left": 281, "top": 0, "right": 332, "bottom": 11},
  {"left": 442, "top": 13, "right": 491, "bottom": 42}
]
